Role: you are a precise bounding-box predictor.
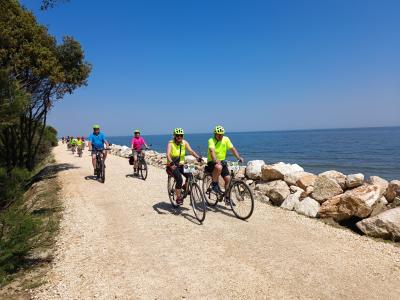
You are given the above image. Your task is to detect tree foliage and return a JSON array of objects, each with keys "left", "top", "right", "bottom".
[{"left": 0, "top": 0, "right": 91, "bottom": 170}]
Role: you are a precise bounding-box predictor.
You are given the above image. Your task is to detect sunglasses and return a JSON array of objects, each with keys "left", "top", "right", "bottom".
[{"left": 175, "top": 134, "right": 183, "bottom": 138}]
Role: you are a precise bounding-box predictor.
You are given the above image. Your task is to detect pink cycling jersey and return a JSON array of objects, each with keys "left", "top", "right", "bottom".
[{"left": 131, "top": 136, "right": 146, "bottom": 150}]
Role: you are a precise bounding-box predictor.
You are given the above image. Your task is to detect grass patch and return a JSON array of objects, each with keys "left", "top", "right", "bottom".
[{"left": 0, "top": 158, "right": 63, "bottom": 298}]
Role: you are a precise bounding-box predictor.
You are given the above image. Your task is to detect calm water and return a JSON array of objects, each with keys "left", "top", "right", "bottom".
[{"left": 108, "top": 127, "right": 400, "bottom": 180}]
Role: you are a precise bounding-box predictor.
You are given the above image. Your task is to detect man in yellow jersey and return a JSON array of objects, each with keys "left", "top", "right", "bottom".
[
  {"left": 206, "top": 125, "right": 244, "bottom": 204},
  {"left": 166, "top": 128, "right": 202, "bottom": 205}
]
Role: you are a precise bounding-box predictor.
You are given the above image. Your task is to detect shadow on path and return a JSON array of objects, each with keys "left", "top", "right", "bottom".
[
  {"left": 153, "top": 201, "right": 201, "bottom": 225},
  {"left": 29, "top": 163, "right": 79, "bottom": 186}
]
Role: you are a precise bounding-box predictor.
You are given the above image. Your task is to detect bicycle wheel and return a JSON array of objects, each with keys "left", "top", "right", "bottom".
[
  {"left": 190, "top": 182, "right": 206, "bottom": 223},
  {"left": 100, "top": 160, "right": 105, "bottom": 183},
  {"left": 202, "top": 174, "right": 218, "bottom": 206},
  {"left": 229, "top": 181, "right": 254, "bottom": 220},
  {"left": 140, "top": 159, "right": 148, "bottom": 180},
  {"left": 167, "top": 176, "right": 178, "bottom": 208},
  {"left": 96, "top": 159, "right": 101, "bottom": 179}
]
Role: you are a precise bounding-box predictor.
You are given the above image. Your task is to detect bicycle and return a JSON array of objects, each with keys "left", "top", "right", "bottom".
[
  {"left": 202, "top": 161, "right": 254, "bottom": 220},
  {"left": 92, "top": 148, "right": 111, "bottom": 183},
  {"left": 77, "top": 145, "right": 83, "bottom": 157},
  {"left": 130, "top": 148, "right": 149, "bottom": 180},
  {"left": 71, "top": 144, "right": 76, "bottom": 154},
  {"left": 167, "top": 164, "right": 206, "bottom": 223}
]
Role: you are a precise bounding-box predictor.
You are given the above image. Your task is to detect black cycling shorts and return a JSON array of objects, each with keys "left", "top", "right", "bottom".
[{"left": 205, "top": 161, "right": 230, "bottom": 178}]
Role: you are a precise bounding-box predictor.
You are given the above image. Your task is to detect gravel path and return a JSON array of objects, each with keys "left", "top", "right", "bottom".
[{"left": 33, "top": 145, "right": 400, "bottom": 299}]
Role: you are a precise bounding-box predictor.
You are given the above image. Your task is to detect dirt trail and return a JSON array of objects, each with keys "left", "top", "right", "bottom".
[{"left": 33, "top": 145, "right": 400, "bottom": 299}]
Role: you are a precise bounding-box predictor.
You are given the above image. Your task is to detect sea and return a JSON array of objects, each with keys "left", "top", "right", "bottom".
[{"left": 108, "top": 127, "right": 400, "bottom": 180}]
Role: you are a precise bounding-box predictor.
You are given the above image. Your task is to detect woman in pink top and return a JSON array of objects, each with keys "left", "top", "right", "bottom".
[{"left": 131, "top": 129, "right": 149, "bottom": 176}]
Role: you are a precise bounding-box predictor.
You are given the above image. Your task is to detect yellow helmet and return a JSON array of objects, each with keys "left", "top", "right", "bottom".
[{"left": 214, "top": 125, "right": 225, "bottom": 134}]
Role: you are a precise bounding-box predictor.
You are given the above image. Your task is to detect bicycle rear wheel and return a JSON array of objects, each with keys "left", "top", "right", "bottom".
[
  {"left": 202, "top": 174, "right": 218, "bottom": 206},
  {"left": 229, "top": 181, "right": 254, "bottom": 220},
  {"left": 190, "top": 182, "right": 206, "bottom": 223},
  {"left": 167, "top": 176, "right": 178, "bottom": 208},
  {"left": 100, "top": 160, "right": 105, "bottom": 183},
  {"left": 140, "top": 159, "right": 148, "bottom": 180}
]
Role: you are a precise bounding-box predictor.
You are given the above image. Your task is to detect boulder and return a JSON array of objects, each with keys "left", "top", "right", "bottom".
[
  {"left": 345, "top": 173, "right": 364, "bottom": 189},
  {"left": 245, "top": 160, "right": 265, "bottom": 180},
  {"left": 311, "top": 176, "right": 343, "bottom": 203},
  {"left": 385, "top": 180, "right": 400, "bottom": 202},
  {"left": 261, "top": 162, "right": 304, "bottom": 181},
  {"left": 370, "top": 196, "right": 388, "bottom": 217},
  {"left": 281, "top": 191, "right": 301, "bottom": 211},
  {"left": 319, "top": 184, "right": 382, "bottom": 221},
  {"left": 253, "top": 190, "right": 270, "bottom": 204},
  {"left": 296, "top": 173, "right": 318, "bottom": 190},
  {"left": 120, "top": 146, "right": 131, "bottom": 158},
  {"left": 284, "top": 171, "right": 306, "bottom": 186},
  {"left": 319, "top": 170, "right": 346, "bottom": 189},
  {"left": 294, "top": 197, "right": 320, "bottom": 218},
  {"left": 184, "top": 155, "right": 197, "bottom": 164},
  {"left": 255, "top": 180, "right": 290, "bottom": 206},
  {"left": 368, "top": 176, "right": 389, "bottom": 196},
  {"left": 356, "top": 207, "right": 400, "bottom": 241},
  {"left": 388, "top": 197, "right": 400, "bottom": 209}
]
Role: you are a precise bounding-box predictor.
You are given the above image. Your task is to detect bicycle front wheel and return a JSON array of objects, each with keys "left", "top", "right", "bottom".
[
  {"left": 190, "top": 182, "right": 206, "bottom": 223},
  {"left": 229, "top": 181, "right": 254, "bottom": 220},
  {"left": 140, "top": 159, "right": 148, "bottom": 180},
  {"left": 202, "top": 174, "right": 219, "bottom": 206},
  {"left": 167, "top": 176, "right": 178, "bottom": 208}
]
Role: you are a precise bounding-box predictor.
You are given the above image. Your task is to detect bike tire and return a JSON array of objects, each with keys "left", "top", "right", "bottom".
[
  {"left": 96, "top": 159, "right": 100, "bottom": 179},
  {"left": 190, "top": 182, "right": 206, "bottom": 223},
  {"left": 140, "top": 159, "right": 148, "bottom": 180},
  {"left": 229, "top": 181, "right": 254, "bottom": 220},
  {"left": 202, "top": 174, "right": 219, "bottom": 207},
  {"left": 100, "top": 160, "right": 105, "bottom": 183},
  {"left": 167, "top": 176, "right": 179, "bottom": 208}
]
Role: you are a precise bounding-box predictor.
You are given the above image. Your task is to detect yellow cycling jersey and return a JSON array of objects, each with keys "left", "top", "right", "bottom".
[
  {"left": 169, "top": 140, "right": 186, "bottom": 164},
  {"left": 207, "top": 136, "right": 233, "bottom": 162},
  {"left": 76, "top": 140, "right": 83, "bottom": 146}
]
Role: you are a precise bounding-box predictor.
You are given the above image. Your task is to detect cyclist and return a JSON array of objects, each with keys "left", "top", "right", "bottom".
[
  {"left": 76, "top": 137, "right": 84, "bottom": 156},
  {"left": 131, "top": 129, "right": 149, "bottom": 176},
  {"left": 206, "top": 125, "right": 244, "bottom": 204},
  {"left": 166, "top": 128, "right": 202, "bottom": 205},
  {"left": 69, "top": 136, "right": 77, "bottom": 152},
  {"left": 88, "top": 125, "right": 109, "bottom": 175}
]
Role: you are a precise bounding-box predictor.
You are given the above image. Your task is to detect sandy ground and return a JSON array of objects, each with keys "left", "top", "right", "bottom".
[{"left": 32, "top": 145, "right": 400, "bottom": 299}]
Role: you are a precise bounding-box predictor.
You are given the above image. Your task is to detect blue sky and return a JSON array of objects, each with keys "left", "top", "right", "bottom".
[{"left": 22, "top": 0, "right": 400, "bottom": 136}]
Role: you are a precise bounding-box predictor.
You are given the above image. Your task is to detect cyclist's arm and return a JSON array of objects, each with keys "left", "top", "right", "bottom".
[
  {"left": 209, "top": 147, "right": 220, "bottom": 164},
  {"left": 230, "top": 146, "right": 244, "bottom": 162},
  {"left": 185, "top": 141, "right": 201, "bottom": 160},
  {"left": 166, "top": 143, "right": 173, "bottom": 164}
]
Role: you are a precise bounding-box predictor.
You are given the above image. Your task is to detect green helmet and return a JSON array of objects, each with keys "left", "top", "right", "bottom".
[
  {"left": 173, "top": 128, "right": 184, "bottom": 135},
  {"left": 93, "top": 124, "right": 100, "bottom": 129},
  {"left": 214, "top": 125, "right": 225, "bottom": 134},
  {"left": 134, "top": 129, "right": 140, "bottom": 134}
]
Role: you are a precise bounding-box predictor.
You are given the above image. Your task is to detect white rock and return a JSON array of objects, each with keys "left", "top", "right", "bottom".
[
  {"left": 294, "top": 197, "right": 320, "bottom": 218},
  {"left": 345, "top": 173, "right": 364, "bottom": 189},
  {"left": 385, "top": 180, "right": 400, "bottom": 203},
  {"left": 356, "top": 207, "right": 400, "bottom": 240},
  {"left": 245, "top": 160, "right": 265, "bottom": 180},
  {"left": 368, "top": 176, "right": 389, "bottom": 196},
  {"left": 311, "top": 176, "right": 343, "bottom": 203},
  {"left": 261, "top": 162, "right": 304, "bottom": 181},
  {"left": 281, "top": 191, "right": 301, "bottom": 211},
  {"left": 319, "top": 170, "right": 346, "bottom": 189}
]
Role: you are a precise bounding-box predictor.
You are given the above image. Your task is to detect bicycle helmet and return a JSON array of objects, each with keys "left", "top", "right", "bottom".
[
  {"left": 93, "top": 124, "right": 100, "bottom": 129},
  {"left": 134, "top": 129, "right": 140, "bottom": 134},
  {"left": 214, "top": 125, "right": 225, "bottom": 134},
  {"left": 173, "top": 128, "right": 184, "bottom": 135}
]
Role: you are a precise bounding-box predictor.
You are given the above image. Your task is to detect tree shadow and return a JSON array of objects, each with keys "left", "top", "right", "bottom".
[
  {"left": 29, "top": 163, "right": 79, "bottom": 187},
  {"left": 152, "top": 201, "right": 201, "bottom": 225}
]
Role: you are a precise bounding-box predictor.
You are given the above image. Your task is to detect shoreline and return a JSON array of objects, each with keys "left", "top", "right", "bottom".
[{"left": 110, "top": 144, "right": 400, "bottom": 243}]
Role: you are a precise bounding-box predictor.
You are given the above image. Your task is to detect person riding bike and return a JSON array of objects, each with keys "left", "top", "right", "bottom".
[
  {"left": 131, "top": 129, "right": 149, "bottom": 176},
  {"left": 76, "top": 137, "right": 84, "bottom": 155},
  {"left": 205, "top": 125, "right": 244, "bottom": 205},
  {"left": 69, "top": 137, "right": 77, "bottom": 150},
  {"left": 166, "top": 128, "right": 202, "bottom": 205},
  {"left": 88, "top": 125, "right": 109, "bottom": 175}
]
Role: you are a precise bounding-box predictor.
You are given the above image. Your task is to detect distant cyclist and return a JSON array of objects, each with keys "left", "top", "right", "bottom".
[
  {"left": 205, "top": 125, "right": 244, "bottom": 204},
  {"left": 76, "top": 137, "right": 84, "bottom": 156},
  {"left": 131, "top": 129, "right": 149, "bottom": 176},
  {"left": 88, "top": 125, "right": 109, "bottom": 175},
  {"left": 166, "top": 128, "right": 202, "bottom": 205}
]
